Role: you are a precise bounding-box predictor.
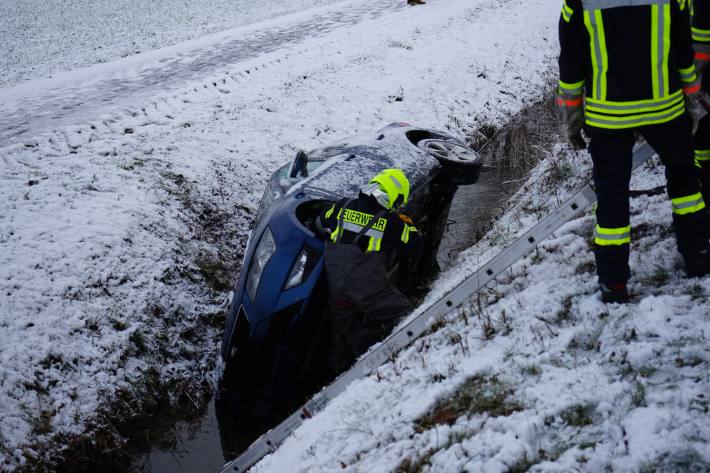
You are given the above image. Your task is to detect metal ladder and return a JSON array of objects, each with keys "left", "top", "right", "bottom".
[{"left": 220, "top": 142, "right": 655, "bottom": 473}]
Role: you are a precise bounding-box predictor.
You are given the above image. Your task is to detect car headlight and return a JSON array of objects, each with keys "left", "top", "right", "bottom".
[
  {"left": 284, "top": 244, "right": 322, "bottom": 291},
  {"left": 246, "top": 227, "right": 276, "bottom": 300}
]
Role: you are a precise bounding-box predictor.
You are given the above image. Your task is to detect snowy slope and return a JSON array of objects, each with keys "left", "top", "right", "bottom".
[
  {"left": 253, "top": 149, "right": 710, "bottom": 472},
  {"left": 1, "top": 0, "right": 345, "bottom": 88},
  {"left": 0, "top": 0, "right": 407, "bottom": 146},
  {"left": 0, "top": 0, "right": 560, "bottom": 469}
]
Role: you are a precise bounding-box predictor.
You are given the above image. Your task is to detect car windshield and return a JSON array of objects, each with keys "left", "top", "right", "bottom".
[{"left": 255, "top": 159, "right": 324, "bottom": 226}]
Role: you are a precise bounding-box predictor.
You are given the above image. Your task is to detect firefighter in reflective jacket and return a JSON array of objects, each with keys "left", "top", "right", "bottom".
[
  {"left": 558, "top": 0, "right": 710, "bottom": 303},
  {"left": 693, "top": 0, "right": 710, "bottom": 203},
  {"left": 318, "top": 168, "right": 422, "bottom": 374}
]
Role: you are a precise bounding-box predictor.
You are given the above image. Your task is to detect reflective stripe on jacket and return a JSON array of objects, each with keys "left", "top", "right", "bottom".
[
  {"left": 559, "top": 0, "right": 698, "bottom": 129},
  {"left": 325, "top": 203, "right": 417, "bottom": 252}
]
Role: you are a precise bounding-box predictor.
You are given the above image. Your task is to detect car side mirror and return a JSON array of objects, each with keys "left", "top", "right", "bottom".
[{"left": 289, "top": 150, "right": 309, "bottom": 178}]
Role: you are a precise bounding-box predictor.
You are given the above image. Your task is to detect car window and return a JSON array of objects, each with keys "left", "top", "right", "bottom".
[
  {"left": 305, "top": 160, "right": 324, "bottom": 174},
  {"left": 254, "top": 159, "right": 326, "bottom": 226}
]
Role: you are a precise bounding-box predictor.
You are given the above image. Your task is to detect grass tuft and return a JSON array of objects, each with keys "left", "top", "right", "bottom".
[
  {"left": 416, "top": 374, "right": 522, "bottom": 432},
  {"left": 394, "top": 455, "right": 433, "bottom": 473},
  {"left": 195, "top": 253, "right": 232, "bottom": 291},
  {"left": 559, "top": 404, "right": 595, "bottom": 427},
  {"left": 128, "top": 330, "right": 147, "bottom": 355}
]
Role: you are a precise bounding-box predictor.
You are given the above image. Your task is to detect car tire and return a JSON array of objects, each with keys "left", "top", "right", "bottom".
[{"left": 417, "top": 138, "right": 483, "bottom": 185}]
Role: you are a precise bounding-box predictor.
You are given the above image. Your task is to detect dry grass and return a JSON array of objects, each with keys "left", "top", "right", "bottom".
[
  {"left": 470, "top": 84, "right": 561, "bottom": 193},
  {"left": 415, "top": 374, "right": 522, "bottom": 432}
]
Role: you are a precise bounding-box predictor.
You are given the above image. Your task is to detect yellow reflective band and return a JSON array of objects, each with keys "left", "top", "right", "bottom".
[
  {"left": 651, "top": 3, "right": 671, "bottom": 98},
  {"left": 693, "top": 27, "right": 710, "bottom": 42},
  {"left": 585, "top": 90, "right": 682, "bottom": 115},
  {"left": 562, "top": 0, "right": 573, "bottom": 22},
  {"left": 341, "top": 209, "right": 388, "bottom": 232},
  {"left": 367, "top": 236, "right": 382, "bottom": 252},
  {"left": 324, "top": 204, "right": 336, "bottom": 219},
  {"left": 662, "top": 3, "right": 670, "bottom": 97},
  {"left": 585, "top": 10, "right": 608, "bottom": 100},
  {"left": 594, "top": 225, "right": 631, "bottom": 246},
  {"left": 695, "top": 149, "right": 710, "bottom": 162},
  {"left": 559, "top": 79, "right": 585, "bottom": 96},
  {"left": 340, "top": 222, "right": 385, "bottom": 239},
  {"left": 585, "top": 101, "right": 685, "bottom": 129},
  {"left": 331, "top": 208, "right": 344, "bottom": 242},
  {"left": 330, "top": 226, "right": 342, "bottom": 242},
  {"left": 678, "top": 0, "right": 686, "bottom": 10},
  {"left": 401, "top": 224, "right": 418, "bottom": 244},
  {"left": 672, "top": 193, "right": 705, "bottom": 215},
  {"left": 651, "top": 5, "right": 659, "bottom": 97},
  {"left": 678, "top": 65, "right": 697, "bottom": 84}
]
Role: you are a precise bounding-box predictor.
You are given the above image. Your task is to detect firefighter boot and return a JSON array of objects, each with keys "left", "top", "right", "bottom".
[
  {"left": 700, "top": 166, "right": 710, "bottom": 220},
  {"left": 594, "top": 244, "right": 631, "bottom": 303},
  {"left": 599, "top": 282, "right": 630, "bottom": 304},
  {"left": 684, "top": 249, "right": 710, "bottom": 277},
  {"left": 674, "top": 210, "right": 710, "bottom": 278}
]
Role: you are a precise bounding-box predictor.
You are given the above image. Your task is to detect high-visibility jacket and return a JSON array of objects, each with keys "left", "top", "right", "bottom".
[
  {"left": 318, "top": 194, "right": 422, "bottom": 280},
  {"left": 559, "top": 0, "right": 700, "bottom": 130},
  {"left": 320, "top": 194, "right": 419, "bottom": 254}
]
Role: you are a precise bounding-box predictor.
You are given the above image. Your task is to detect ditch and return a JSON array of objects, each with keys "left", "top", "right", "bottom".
[{"left": 130, "top": 88, "right": 562, "bottom": 473}]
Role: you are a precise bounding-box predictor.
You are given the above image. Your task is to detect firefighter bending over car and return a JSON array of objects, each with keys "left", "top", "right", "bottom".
[
  {"left": 318, "top": 169, "right": 422, "bottom": 374},
  {"left": 558, "top": 0, "right": 710, "bottom": 303},
  {"left": 693, "top": 0, "right": 710, "bottom": 204}
]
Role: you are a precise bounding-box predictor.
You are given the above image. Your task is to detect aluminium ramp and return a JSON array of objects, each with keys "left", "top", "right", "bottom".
[{"left": 220, "top": 142, "right": 656, "bottom": 472}]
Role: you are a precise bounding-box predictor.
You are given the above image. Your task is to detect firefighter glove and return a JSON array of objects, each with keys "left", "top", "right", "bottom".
[
  {"left": 557, "top": 91, "right": 586, "bottom": 150},
  {"left": 685, "top": 91, "right": 707, "bottom": 135}
]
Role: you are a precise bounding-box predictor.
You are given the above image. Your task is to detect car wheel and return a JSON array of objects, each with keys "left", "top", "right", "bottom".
[{"left": 417, "top": 138, "right": 483, "bottom": 185}]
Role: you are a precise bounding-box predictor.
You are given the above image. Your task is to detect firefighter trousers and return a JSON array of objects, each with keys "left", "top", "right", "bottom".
[
  {"left": 696, "top": 112, "right": 710, "bottom": 204},
  {"left": 587, "top": 114, "right": 708, "bottom": 286},
  {"left": 324, "top": 241, "right": 413, "bottom": 375}
]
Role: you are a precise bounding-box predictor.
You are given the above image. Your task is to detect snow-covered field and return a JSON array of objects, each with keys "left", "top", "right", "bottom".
[
  {"left": 0, "top": 0, "right": 344, "bottom": 88},
  {"left": 3, "top": 0, "right": 708, "bottom": 471}
]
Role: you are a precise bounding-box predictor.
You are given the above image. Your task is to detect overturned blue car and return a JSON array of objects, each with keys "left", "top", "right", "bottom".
[{"left": 216, "top": 123, "right": 483, "bottom": 455}]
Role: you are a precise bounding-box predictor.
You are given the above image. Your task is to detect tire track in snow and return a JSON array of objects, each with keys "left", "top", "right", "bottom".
[
  {"left": 0, "top": 0, "right": 425, "bottom": 160},
  {"left": 0, "top": 0, "right": 407, "bottom": 147}
]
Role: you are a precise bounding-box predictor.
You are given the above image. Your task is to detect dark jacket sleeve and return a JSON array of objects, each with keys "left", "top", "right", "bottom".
[
  {"left": 672, "top": 0, "right": 700, "bottom": 91},
  {"left": 558, "top": 0, "right": 586, "bottom": 98},
  {"left": 693, "top": 0, "right": 710, "bottom": 82},
  {"left": 394, "top": 214, "right": 423, "bottom": 289},
  {"left": 693, "top": 0, "right": 710, "bottom": 45}
]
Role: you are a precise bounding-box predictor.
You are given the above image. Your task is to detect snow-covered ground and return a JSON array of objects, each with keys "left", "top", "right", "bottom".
[
  {"left": 254, "top": 145, "right": 710, "bottom": 472},
  {"left": 0, "top": 0, "right": 344, "bottom": 88},
  {"left": 1, "top": 0, "right": 559, "bottom": 469},
  {"left": 0, "top": 0, "right": 406, "bottom": 146},
  {"left": 4, "top": 0, "right": 707, "bottom": 471}
]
